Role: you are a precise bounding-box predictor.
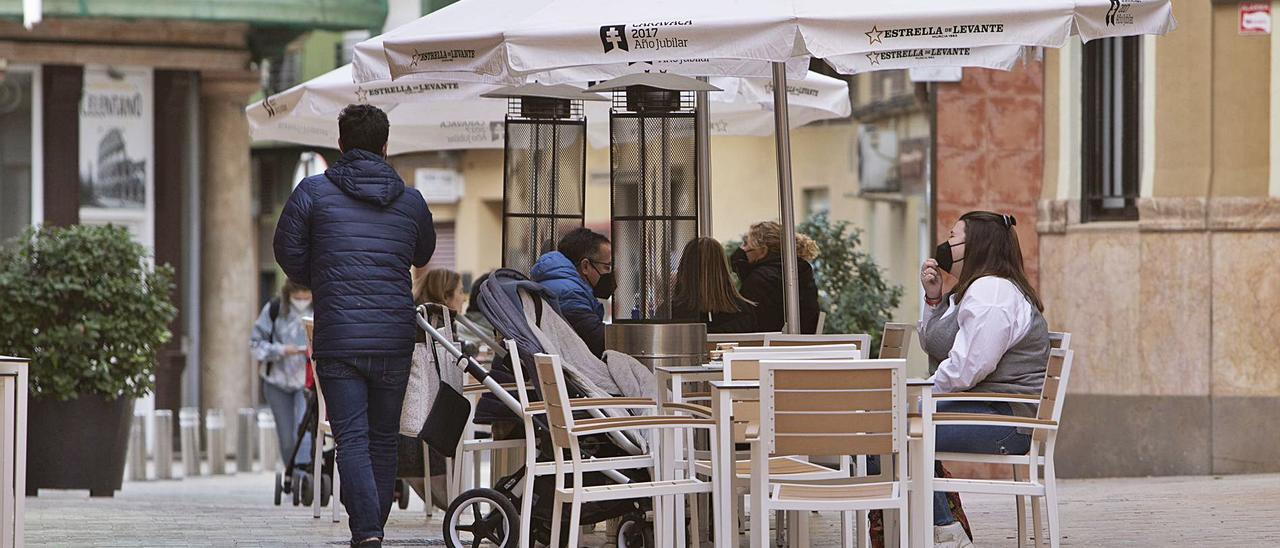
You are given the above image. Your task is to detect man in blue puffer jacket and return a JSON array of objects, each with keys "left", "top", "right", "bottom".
[
  {"left": 531, "top": 228, "right": 614, "bottom": 357},
  {"left": 274, "top": 104, "right": 434, "bottom": 548}
]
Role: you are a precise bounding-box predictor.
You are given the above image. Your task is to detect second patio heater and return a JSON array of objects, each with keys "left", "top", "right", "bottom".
[
  {"left": 482, "top": 83, "right": 604, "bottom": 274},
  {"left": 589, "top": 74, "right": 720, "bottom": 368}
]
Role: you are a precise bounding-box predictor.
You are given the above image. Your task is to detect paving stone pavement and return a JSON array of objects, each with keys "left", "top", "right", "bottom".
[{"left": 24, "top": 471, "right": 1280, "bottom": 546}]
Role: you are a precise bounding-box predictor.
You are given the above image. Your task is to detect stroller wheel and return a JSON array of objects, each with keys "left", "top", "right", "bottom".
[
  {"left": 444, "top": 487, "right": 519, "bottom": 548},
  {"left": 291, "top": 470, "right": 305, "bottom": 506},
  {"left": 396, "top": 479, "right": 411, "bottom": 510},
  {"left": 616, "top": 514, "right": 654, "bottom": 548},
  {"left": 301, "top": 473, "right": 315, "bottom": 506},
  {"left": 274, "top": 472, "right": 284, "bottom": 506},
  {"left": 320, "top": 474, "right": 333, "bottom": 507}
]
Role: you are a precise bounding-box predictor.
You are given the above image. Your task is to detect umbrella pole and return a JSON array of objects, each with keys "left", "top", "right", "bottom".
[
  {"left": 771, "top": 62, "right": 801, "bottom": 334},
  {"left": 696, "top": 78, "right": 713, "bottom": 237}
]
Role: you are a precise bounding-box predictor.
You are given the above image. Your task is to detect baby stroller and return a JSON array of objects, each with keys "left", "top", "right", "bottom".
[
  {"left": 273, "top": 360, "right": 335, "bottom": 508},
  {"left": 275, "top": 323, "right": 414, "bottom": 512},
  {"left": 419, "top": 270, "right": 665, "bottom": 548}
]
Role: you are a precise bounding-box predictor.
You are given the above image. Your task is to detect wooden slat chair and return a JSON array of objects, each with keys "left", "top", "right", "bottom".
[
  {"left": 699, "top": 347, "right": 861, "bottom": 547},
  {"left": 706, "top": 331, "right": 776, "bottom": 358},
  {"left": 764, "top": 333, "right": 873, "bottom": 358},
  {"left": 928, "top": 348, "right": 1076, "bottom": 548},
  {"left": 1049, "top": 331, "right": 1071, "bottom": 350},
  {"left": 752, "top": 358, "right": 911, "bottom": 548},
  {"left": 302, "top": 317, "right": 341, "bottom": 523},
  {"left": 490, "top": 341, "right": 658, "bottom": 548},
  {"left": 877, "top": 323, "right": 915, "bottom": 360},
  {"left": 534, "top": 353, "right": 718, "bottom": 548}
]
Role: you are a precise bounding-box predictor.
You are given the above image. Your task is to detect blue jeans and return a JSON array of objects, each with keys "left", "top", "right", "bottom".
[
  {"left": 932, "top": 400, "right": 1031, "bottom": 526},
  {"left": 316, "top": 356, "right": 411, "bottom": 543},
  {"left": 262, "top": 381, "right": 311, "bottom": 467}
]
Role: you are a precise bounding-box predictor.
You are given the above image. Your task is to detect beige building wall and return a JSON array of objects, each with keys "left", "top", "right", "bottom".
[{"left": 1038, "top": 1, "right": 1280, "bottom": 477}]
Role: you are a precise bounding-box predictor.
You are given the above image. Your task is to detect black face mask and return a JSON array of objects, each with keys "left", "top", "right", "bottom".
[
  {"left": 934, "top": 240, "right": 965, "bottom": 274},
  {"left": 592, "top": 272, "right": 616, "bottom": 299}
]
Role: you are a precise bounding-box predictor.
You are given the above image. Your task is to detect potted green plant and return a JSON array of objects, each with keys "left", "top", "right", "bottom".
[
  {"left": 798, "top": 213, "right": 903, "bottom": 353},
  {"left": 0, "top": 224, "right": 176, "bottom": 496}
]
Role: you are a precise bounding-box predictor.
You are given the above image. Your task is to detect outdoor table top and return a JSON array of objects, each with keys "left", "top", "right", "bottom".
[
  {"left": 707, "top": 378, "right": 934, "bottom": 389},
  {"left": 655, "top": 364, "right": 723, "bottom": 374}
]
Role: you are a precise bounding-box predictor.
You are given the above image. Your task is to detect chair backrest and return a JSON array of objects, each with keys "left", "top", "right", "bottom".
[
  {"left": 533, "top": 353, "right": 574, "bottom": 449},
  {"left": 759, "top": 358, "right": 906, "bottom": 458},
  {"left": 1049, "top": 331, "right": 1072, "bottom": 350},
  {"left": 505, "top": 339, "right": 533, "bottom": 410},
  {"left": 815, "top": 311, "right": 827, "bottom": 334},
  {"left": 720, "top": 347, "right": 862, "bottom": 444},
  {"left": 721, "top": 346, "right": 862, "bottom": 382},
  {"left": 877, "top": 323, "right": 914, "bottom": 360},
  {"left": 302, "top": 317, "right": 315, "bottom": 349},
  {"left": 1034, "top": 348, "right": 1074, "bottom": 442},
  {"left": 764, "top": 333, "right": 872, "bottom": 358},
  {"left": 706, "top": 332, "right": 776, "bottom": 354}
]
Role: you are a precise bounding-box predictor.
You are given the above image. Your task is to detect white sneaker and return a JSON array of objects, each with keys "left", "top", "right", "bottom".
[{"left": 934, "top": 522, "right": 975, "bottom": 548}]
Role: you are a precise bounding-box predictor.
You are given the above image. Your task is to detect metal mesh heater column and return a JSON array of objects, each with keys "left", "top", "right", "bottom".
[
  {"left": 588, "top": 75, "right": 720, "bottom": 322},
  {"left": 482, "top": 84, "right": 603, "bottom": 274}
]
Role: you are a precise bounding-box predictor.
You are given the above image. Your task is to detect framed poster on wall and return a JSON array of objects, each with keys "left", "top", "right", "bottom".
[{"left": 78, "top": 65, "right": 154, "bottom": 251}]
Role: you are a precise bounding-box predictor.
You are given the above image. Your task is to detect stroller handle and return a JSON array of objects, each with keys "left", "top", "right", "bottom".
[{"left": 416, "top": 306, "right": 523, "bottom": 414}]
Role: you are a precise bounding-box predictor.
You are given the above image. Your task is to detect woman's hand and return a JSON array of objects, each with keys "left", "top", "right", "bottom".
[{"left": 920, "top": 258, "right": 943, "bottom": 300}]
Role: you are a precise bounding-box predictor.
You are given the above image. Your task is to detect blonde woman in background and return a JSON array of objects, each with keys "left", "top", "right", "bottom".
[{"left": 730, "top": 221, "right": 821, "bottom": 333}]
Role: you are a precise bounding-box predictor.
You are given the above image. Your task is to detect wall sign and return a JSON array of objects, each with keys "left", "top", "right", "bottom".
[
  {"left": 415, "top": 167, "right": 464, "bottom": 204},
  {"left": 1240, "top": 2, "right": 1271, "bottom": 35},
  {"left": 79, "top": 65, "right": 154, "bottom": 249}
]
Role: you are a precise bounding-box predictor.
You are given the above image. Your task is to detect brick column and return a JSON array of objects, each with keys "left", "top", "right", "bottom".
[{"left": 934, "top": 63, "right": 1045, "bottom": 287}]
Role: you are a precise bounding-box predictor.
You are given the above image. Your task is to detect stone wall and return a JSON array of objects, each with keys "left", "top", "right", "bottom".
[{"left": 1038, "top": 197, "right": 1280, "bottom": 476}]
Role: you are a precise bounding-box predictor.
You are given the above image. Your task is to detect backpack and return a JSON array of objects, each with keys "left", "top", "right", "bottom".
[{"left": 263, "top": 297, "right": 281, "bottom": 376}]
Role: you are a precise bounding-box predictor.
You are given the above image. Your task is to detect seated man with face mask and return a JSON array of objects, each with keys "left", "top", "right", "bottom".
[{"left": 530, "top": 228, "right": 615, "bottom": 357}]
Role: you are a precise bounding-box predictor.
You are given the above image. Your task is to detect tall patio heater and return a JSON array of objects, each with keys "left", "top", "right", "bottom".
[
  {"left": 587, "top": 74, "right": 721, "bottom": 368},
  {"left": 481, "top": 83, "right": 603, "bottom": 274}
]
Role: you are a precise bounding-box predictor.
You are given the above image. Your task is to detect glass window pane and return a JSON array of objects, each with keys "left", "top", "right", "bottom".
[{"left": 0, "top": 71, "right": 33, "bottom": 242}]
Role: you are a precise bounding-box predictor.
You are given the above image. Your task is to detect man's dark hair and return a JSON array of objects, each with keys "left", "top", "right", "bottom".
[
  {"left": 557, "top": 228, "right": 610, "bottom": 267},
  {"left": 338, "top": 104, "right": 390, "bottom": 154}
]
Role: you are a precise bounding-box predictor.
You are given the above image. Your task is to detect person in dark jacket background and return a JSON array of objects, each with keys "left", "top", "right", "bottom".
[
  {"left": 731, "top": 220, "right": 820, "bottom": 334},
  {"left": 274, "top": 104, "right": 435, "bottom": 548},
  {"left": 671, "top": 237, "right": 757, "bottom": 333},
  {"left": 530, "top": 228, "right": 613, "bottom": 356}
]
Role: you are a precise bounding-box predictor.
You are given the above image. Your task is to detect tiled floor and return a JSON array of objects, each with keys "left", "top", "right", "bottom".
[{"left": 24, "top": 471, "right": 1280, "bottom": 546}]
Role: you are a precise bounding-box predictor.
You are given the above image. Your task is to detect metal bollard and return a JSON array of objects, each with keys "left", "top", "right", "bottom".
[
  {"left": 153, "top": 410, "right": 174, "bottom": 480},
  {"left": 127, "top": 413, "right": 147, "bottom": 481},
  {"left": 258, "top": 411, "right": 279, "bottom": 472},
  {"left": 236, "top": 408, "right": 257, "bottom": 473},
  {"left": 206, "top": 408, "right": 227, "bottom": 475},
  {"left": 179, "top": 407, "right": 201, "bottom": 477}
]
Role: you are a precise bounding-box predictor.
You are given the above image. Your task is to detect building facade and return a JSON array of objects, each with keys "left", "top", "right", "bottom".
[
  {"left": 0, "top": 2, "right": 386, "bottom": 441},
  {"left": 931, "top": 2, "right": 1280, "bottom": 478}
]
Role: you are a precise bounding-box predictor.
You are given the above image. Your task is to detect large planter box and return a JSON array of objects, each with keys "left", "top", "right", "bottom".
[{"left": 26, "top": 394, "right": 134, "bottom": 497}]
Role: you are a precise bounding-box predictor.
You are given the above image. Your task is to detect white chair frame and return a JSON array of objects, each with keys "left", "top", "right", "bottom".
[
  {"left": 752, "top": 358, "right": 911, "bottom": 548},
  {"left": 929, "top": 348, "right": 1076, "bottom": 548}
]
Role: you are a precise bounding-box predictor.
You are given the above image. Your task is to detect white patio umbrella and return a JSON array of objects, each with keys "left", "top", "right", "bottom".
[
  {"left": 357, "top": 0, "right": 1176, "bottom": 332},
  {"left": 246, "top": 65, "right": 510, "bottom": 155},
  {"left": 583, "top": 70, "right": 851, "bottom": 148}
]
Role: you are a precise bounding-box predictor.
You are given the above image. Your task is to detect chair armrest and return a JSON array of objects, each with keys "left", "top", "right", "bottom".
[
  {"left": 572, "top": 415, "right": 715, "bottom": 436},
  {"left": 932, "top": 392, "right": 1040, "bottom": 406},
  {"left": 526, "top": 397, "right": 657, "bottom": 414},
  {"left": 663, "top": 402, "right": 713, "bottom": 419},
  {"left": 931, "top": 412, "right": 1057, "bottom": 430}
]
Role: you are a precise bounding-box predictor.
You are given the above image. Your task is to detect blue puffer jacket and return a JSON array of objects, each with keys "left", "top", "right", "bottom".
[
  {"left": 273, "top": 149, "right": 435, "bottom": 359},
  {"left": 530, "top": 251, "right": 606, "bottom": 356}
]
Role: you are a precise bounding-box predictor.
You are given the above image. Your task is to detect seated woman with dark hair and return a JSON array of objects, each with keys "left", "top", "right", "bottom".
[{"left": 671, "top": 237, "right": 757, "bottom": 333}]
